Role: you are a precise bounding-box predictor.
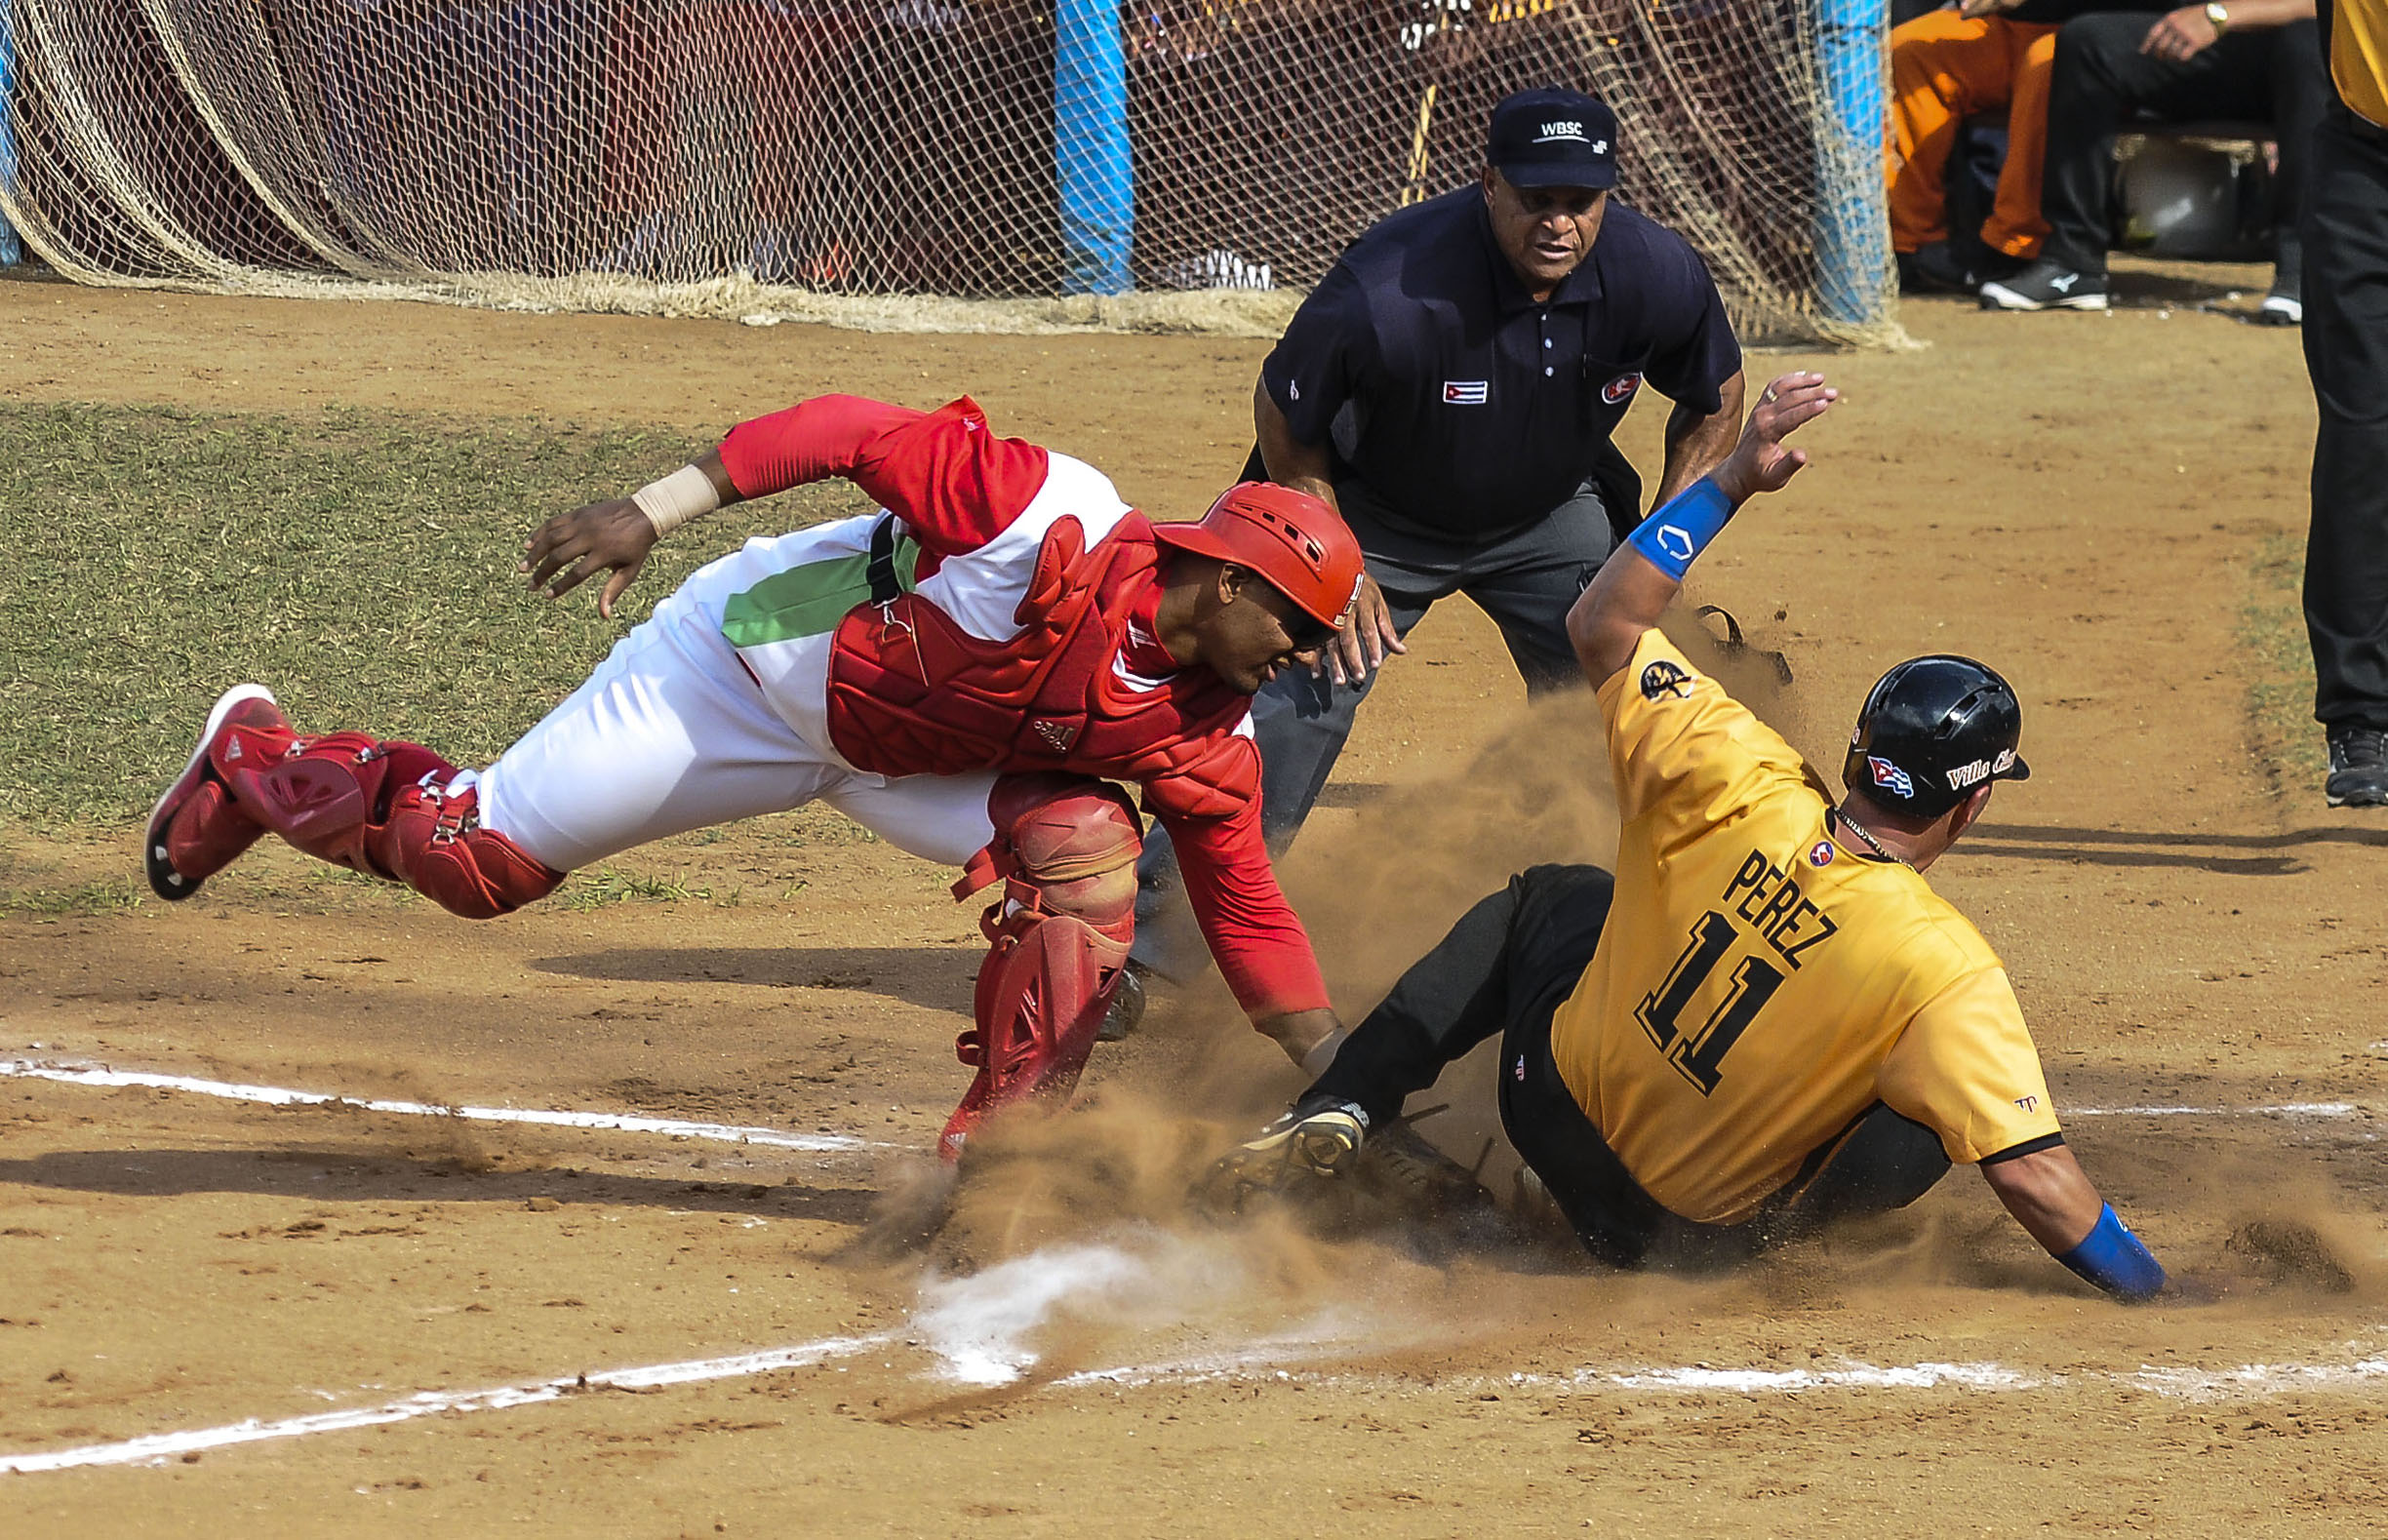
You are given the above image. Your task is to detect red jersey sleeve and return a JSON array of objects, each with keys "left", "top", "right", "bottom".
[
  {"left": 716, "top": 394, "right": 1052, "bottom": 557},
  {"left": 1141, "top": 734, "right": 1331, "bottom": 1019}
]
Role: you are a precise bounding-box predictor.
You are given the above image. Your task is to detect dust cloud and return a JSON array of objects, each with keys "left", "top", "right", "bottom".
[{"left": 841, "top": 611, "right": 2385, "bottom": 1384}]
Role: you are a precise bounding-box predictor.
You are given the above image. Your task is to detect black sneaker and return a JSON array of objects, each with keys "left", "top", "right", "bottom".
[
  {"left": 1899, "top": 242, "right": 1976, "bottom": 295},
  {"left": 1899, "top": 240, "right": 2022, "bottom": 296},
  {"left": 2326, "top": 726, "right": 2388, "bottom": 808},
  {"left": 1980, "top": 259, "right": 2108, "bottom": 312}
]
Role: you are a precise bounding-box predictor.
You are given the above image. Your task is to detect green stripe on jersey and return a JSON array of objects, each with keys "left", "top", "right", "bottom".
[{"left": 719, "top": 536, "right": 921, "bottom": 649}]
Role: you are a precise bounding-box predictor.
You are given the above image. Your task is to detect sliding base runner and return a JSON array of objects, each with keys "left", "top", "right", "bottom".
[{"left": 1220, "top": 371, "right": 2168, "bottom": 1301}]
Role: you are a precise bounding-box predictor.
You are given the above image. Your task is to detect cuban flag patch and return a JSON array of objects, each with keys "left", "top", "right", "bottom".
[
  {"left": 1443, "top": 380, "right": 1489, "bottom": 406},
  {"left": 1866, "top": 755, "right": 1914, "bottom": 799}
]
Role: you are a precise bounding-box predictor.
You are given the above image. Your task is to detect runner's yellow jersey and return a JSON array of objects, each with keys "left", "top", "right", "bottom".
[{"left": 1547, "top": 630, "right": 2063, "bottom": 1225}]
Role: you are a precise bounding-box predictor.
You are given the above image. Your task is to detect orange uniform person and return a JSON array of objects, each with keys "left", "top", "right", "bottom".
[{"left": 1890, "top": 0, "right": 2067, "bottom": 289}]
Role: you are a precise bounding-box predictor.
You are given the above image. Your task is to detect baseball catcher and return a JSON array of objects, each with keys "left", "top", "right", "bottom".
[
  {"left": 143, "top": 394, "right": 1363, "bottom": 1159},
  {"left": 1219, "top": 372, "right": 2168, "bottom": 1300}
]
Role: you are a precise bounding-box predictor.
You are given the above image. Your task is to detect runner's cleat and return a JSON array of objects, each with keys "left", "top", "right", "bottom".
[
  {"left": 1366, "top": 1121, "right": 1492, "bottom": 1217},
  {"left": 143, "top": 684, "right": 289, "bottom": 901},
  {"left": 1209, "top": 1096, "right": 1370, "bottom": 1208}
]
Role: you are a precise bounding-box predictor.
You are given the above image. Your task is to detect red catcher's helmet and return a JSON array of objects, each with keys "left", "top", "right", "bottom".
[{"left": 1152, "top": 483, "right": 1365, "bottom": 628}]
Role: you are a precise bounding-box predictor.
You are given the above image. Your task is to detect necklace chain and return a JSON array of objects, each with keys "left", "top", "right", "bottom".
[{"left": 1835, "top": 810, "right": 1906, "bottom": 867}]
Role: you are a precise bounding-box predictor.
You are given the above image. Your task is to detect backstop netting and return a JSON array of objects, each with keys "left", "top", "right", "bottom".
[{"left": 0, "top": 0, "right": 1897, "bottom": 343}]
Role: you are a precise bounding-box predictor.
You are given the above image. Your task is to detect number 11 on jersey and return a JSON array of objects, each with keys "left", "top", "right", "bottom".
[{"left": 1634, "top": 911, "right": 1787, "bottom": 1094}]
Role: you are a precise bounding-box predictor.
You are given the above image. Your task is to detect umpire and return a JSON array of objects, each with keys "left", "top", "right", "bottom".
[{"left": 1125, "top": 85, "right": 1746, "bottom": 1004}]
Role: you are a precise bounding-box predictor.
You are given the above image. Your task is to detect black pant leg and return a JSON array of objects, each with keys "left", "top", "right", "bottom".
[
  {"left": 2303, "top": 109, "right": 2388, "bottom": 730},
  {"left": 1458, "top": 480, "right": 1612, "bottom": 698},
  {"left": 2041, "top": 15, "right": 2277, "bottom": 272},
  {"left": 2041, "top": 14, "right": 2161, "bottom": 271},
  {"left": 1307, "top": 864, "right": 1612, "bottom": 1134},
  {"left": 1770, "top": 1104, "right": 1953, "bottom": 1232},
  {"left": 2267, "top": 21, "right": 2328, "bottom": 279},
  {"left": 1477, "top": 865, "right": 1758, "bottom": 1270}
]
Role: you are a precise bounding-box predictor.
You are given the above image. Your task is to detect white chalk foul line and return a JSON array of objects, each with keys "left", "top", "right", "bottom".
[
  {"left": 7, "top": 1055, "right": 2364, "bottom": 1156},
  {"left": 1559, "top": 1355, "right": 2388, "bottom": 1400},
  {"left": 0, "top": 1332, "right": 894, "bottom": 1474},
  {"left": 0, "top": 1058, "right": 882, "bottom": 1154},
  {"left": 14, "top": 1339, "right": 2384, "bottom": 1475},
  {"left": 2070, "top": 1102, "right": 2365, "bottom": 1119},
  {"left": 1068, "top": 1355, "right": 2388, "bottom": 1402}
]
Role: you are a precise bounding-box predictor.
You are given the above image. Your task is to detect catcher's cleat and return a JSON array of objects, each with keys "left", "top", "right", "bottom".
[
  {"left": 1211, "top": 1096, "right": 1371, "bottom": 1206},
  {"left": 1095, "top": 960, "right": 1151, "bottom": 1043},
  {"left": 144, "top": 684, "right": 288, "bottom": 901}
]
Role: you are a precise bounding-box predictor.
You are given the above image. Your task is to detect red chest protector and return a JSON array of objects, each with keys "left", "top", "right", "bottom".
[{"left": 823, "top": 511, "right": 1250, "bottom": 786}]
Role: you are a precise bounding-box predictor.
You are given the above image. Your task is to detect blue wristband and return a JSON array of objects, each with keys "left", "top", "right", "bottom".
[
  {"left": 1624, "top": 476, "right": 1736, "bottom": 582},
  {"left": 2056, "top": 1204, "right": 2167, "bottom": 1300}
]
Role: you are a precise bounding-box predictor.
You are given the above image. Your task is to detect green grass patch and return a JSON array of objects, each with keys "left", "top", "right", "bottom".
[
  {"left": 2241, "top": 530, "right": 2326, "bottom": 798},
  {"left": 559, "top": 865, "right": 743, "bottom": 910},
  {"left": 0, "top": 876, "right": 146, "bottom": 916},
  {"left": 1, "top": 403, "right": 872, "bottom": 824}
]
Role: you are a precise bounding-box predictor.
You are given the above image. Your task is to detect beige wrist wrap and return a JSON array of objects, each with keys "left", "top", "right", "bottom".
[{"left": 630, "top": 464, "right": 721, "bottom": 537}]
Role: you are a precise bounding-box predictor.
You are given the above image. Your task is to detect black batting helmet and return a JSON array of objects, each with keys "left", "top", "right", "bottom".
[{"left": 1843, "top": 655, "right": 2031, "bottom": 819}]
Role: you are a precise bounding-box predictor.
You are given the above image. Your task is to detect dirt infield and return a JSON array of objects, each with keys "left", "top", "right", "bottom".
[{"left": 6, "top": 264, "right": 2388, "bottom": 1537}]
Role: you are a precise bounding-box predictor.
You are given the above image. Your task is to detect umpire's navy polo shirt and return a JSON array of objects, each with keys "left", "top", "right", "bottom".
[{"left": 1261, "top": 185, "right": 1741, "bottom": 539}]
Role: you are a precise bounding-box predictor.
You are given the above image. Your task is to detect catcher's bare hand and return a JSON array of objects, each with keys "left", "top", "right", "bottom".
[
  {"left": 521, "top": 497, "right": 658, "bottom": 619},
  {"left": 1715, "top": 371, "right": 1837, "bottom": 501},
  {"left": 1317, "top": 572, "right": 1407, "bottom": 686}
]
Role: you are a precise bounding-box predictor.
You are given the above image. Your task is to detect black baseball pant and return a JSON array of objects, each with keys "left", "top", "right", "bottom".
[
  {"left": 2304, "top": 104, "right": 2388, "bottom": 730},
  {"left": 2038, "top": 15, "right": 2326, "bottom": 279},
  {"left": 1304, "top": 864, "right": 1952, "bottom": 1269}
]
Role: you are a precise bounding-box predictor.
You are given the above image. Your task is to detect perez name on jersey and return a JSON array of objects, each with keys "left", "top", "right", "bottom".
[{"left": 1719, "top": 848, "right": 1840, "bottom": 969}]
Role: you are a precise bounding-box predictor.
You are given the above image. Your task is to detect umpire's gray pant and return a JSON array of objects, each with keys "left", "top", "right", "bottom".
[{"left": 1131, "top": 475, "right": 1613, "bottom": 983}]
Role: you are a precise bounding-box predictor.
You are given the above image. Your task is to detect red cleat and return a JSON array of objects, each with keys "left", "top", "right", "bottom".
[{"left": 143, "top": 684, "right": 292, "bottom": 901}]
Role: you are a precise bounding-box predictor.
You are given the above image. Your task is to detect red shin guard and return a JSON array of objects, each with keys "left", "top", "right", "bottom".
[
  {"left": 940, "top": 774, "right": 1142, "bottom": 1159},
  {"left": 157, "top": 700, "right": 561, "bottom": 919}
]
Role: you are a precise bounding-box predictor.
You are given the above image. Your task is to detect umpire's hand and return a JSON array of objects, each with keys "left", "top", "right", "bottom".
[
  {"left": 520, "top": 497, "right": 660, "bottom": 620},
  {"left": 1320, "top": 572, "right": 1407, "bottom": 686}
]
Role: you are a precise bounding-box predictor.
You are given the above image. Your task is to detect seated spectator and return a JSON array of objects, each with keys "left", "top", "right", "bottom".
[
  {"left": 1981, "top": 1, "right": 2323, "bottom": 317},
  {"left": 1889, "top": 0, "right": 2083, "bottom": 292}
]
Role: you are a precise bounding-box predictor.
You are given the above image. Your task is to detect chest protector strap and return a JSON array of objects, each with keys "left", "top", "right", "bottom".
[{"left": 865, "top": 514, "right": 905, "bottom": 604}]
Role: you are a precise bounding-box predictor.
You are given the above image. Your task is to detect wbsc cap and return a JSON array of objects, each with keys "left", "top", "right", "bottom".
[
  {"left": 1153, "top": 482, "right": 1366, "bottom": 629},
  {"left": 1486, "top": 86, "right": 1619, "bottom": 190},
  {"left": 1843, "top": 654, "right": 2032, "bottom": 820}
]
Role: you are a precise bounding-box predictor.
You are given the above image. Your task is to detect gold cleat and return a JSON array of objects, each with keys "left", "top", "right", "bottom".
[{"left": 1207, "top": 1099, "right": 1369, "bottom": 1210}]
